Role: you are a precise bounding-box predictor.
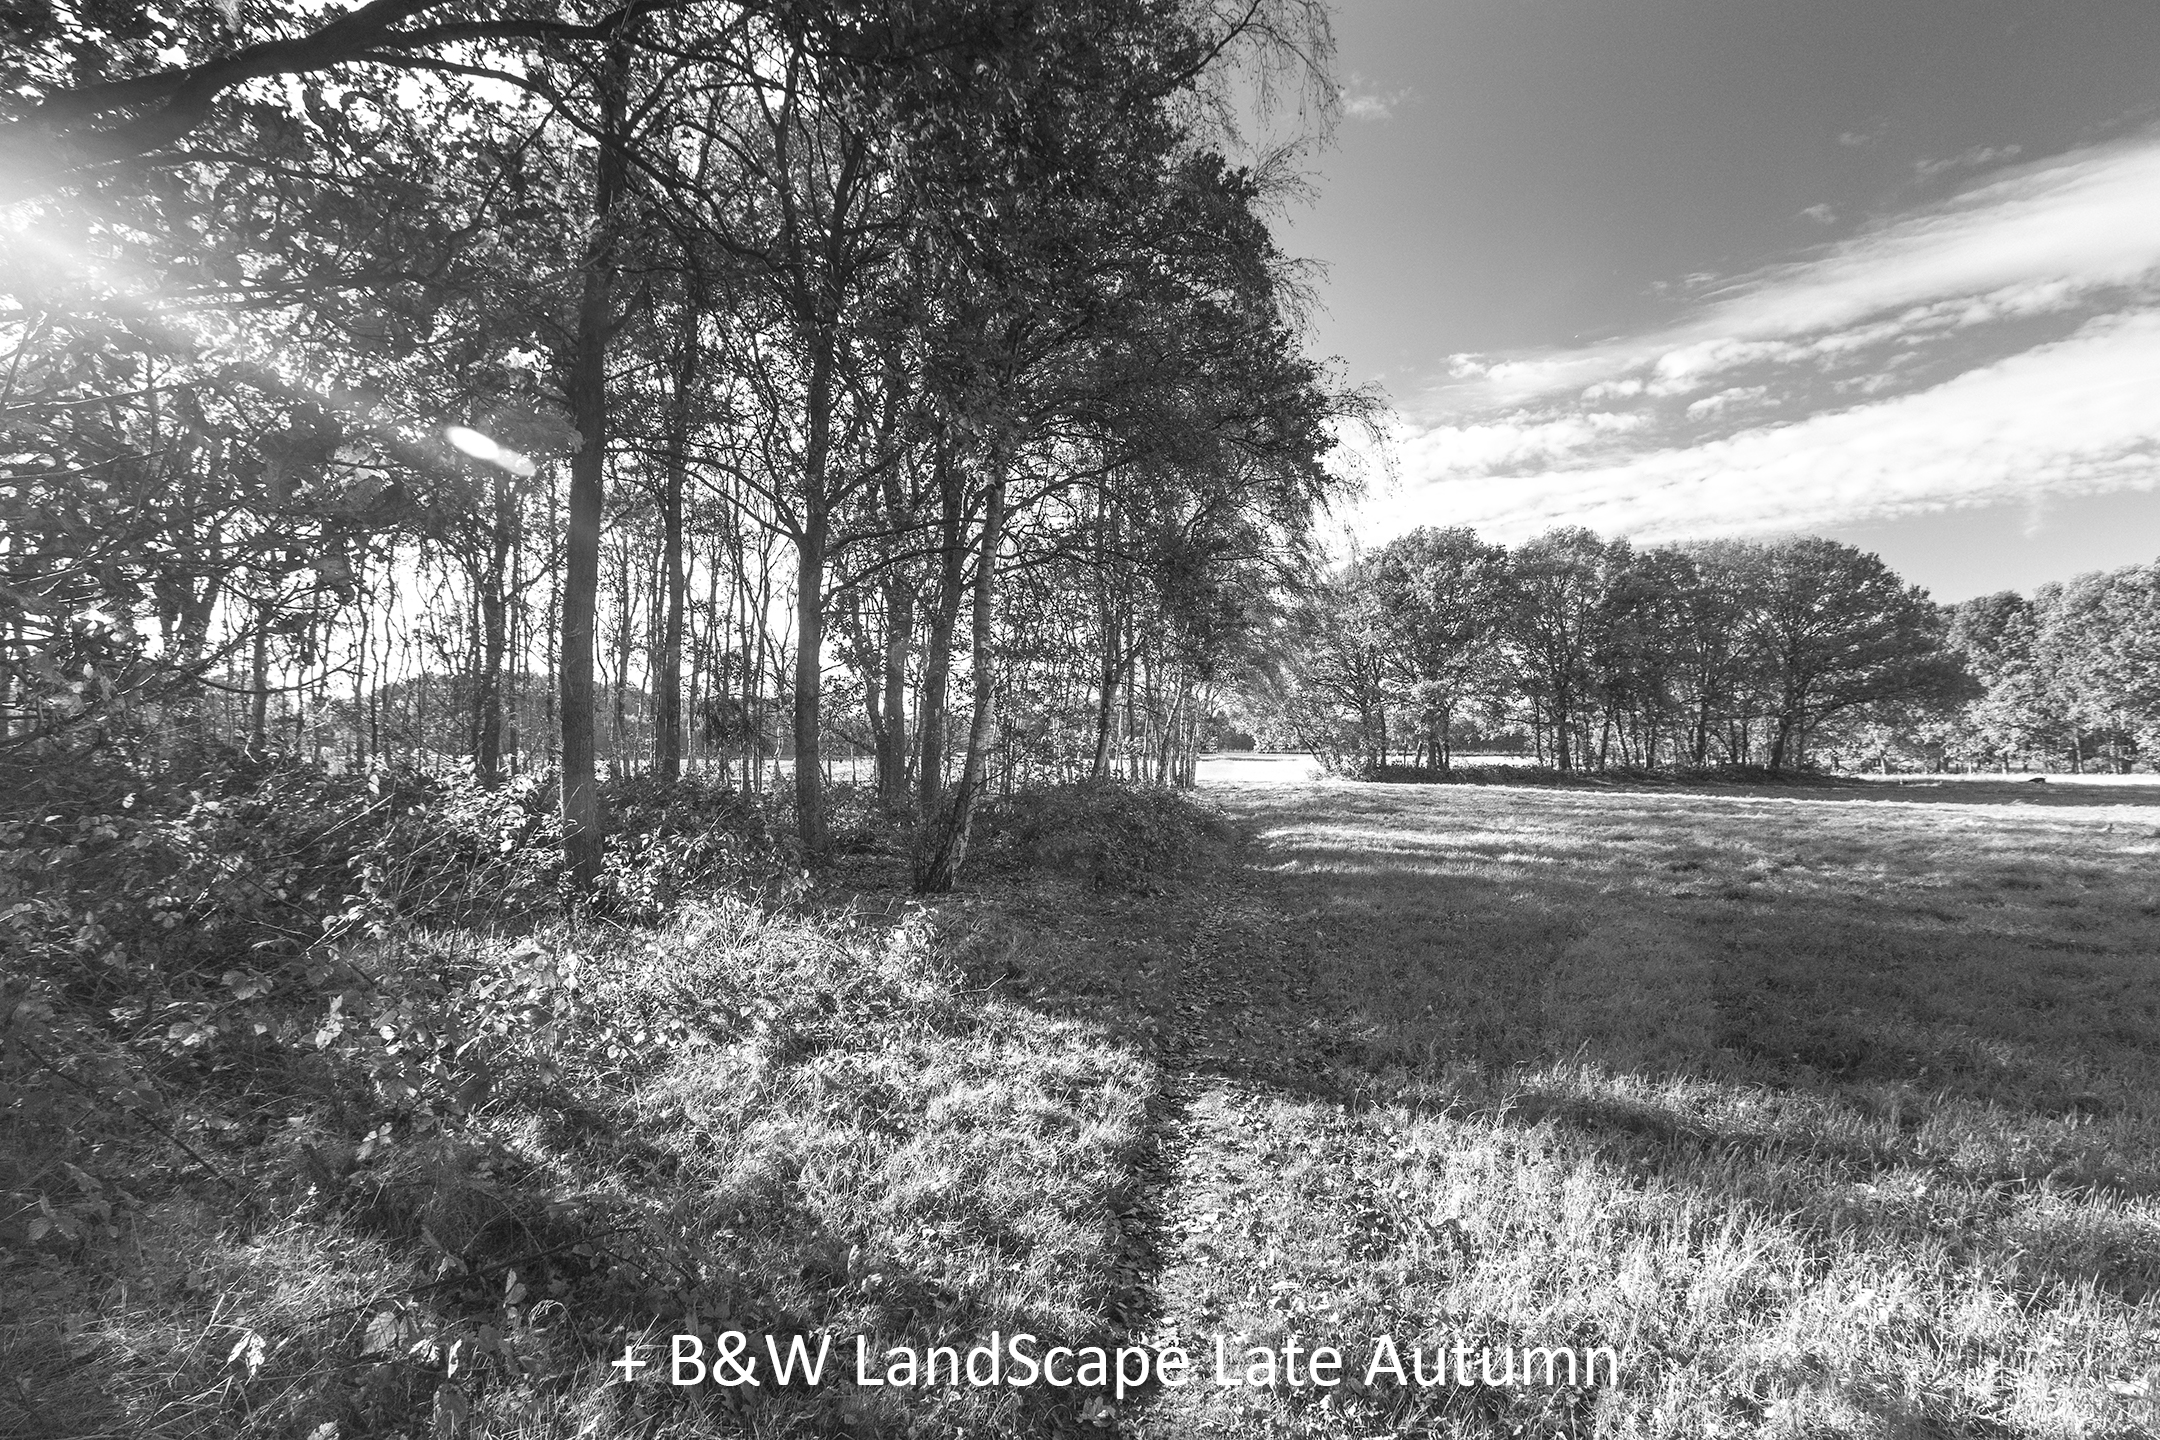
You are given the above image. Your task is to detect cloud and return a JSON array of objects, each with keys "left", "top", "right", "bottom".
[
  {"left": 1387, "top": 308, "right": 2160, "bottom": 543},
  {"left": 1914, "top": 144, "right": 2022, "bottom": 180},
  {"left": 1682, "top": 386, "right": 1768, "bottom": 420},
  {"left": 1372, "top": 129, "right": 2160, "bottom": 549},
  {"left": 1838, "top": 131, "right": 1877, "bottom": 148},
  {"left": 1800, "top": 203, "right": 1836, "bottom": 225},
  {"left": 1390, "top": 410, "right": 1646, "bottom": 476},
  {"left": 1338, "top": 73, "right": 1415, "bottom": 122},
  {"left": 1427, "top": 128, "right": 2160, "bottom": 410}
]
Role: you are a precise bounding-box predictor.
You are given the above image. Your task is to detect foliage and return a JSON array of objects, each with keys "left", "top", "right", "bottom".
[
  {"left": 974, "top": 780, "right": 1234, "bottom": 891},
  {"left": 1943, "top": 560, "right": 2160, "bottom": 772},
  {"left": 1277, "top": 526, "right": 1985, "bottom": 775},
  {"left": 0, "top": 747, "right": 793, "bottom": 1285},
  {"left": 2, "top": 779, "right": 1163, "bottom": 1438}
]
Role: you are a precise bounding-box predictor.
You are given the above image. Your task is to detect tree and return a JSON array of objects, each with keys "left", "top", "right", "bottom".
[
  {"left": 1741, "top": 538, "right": 1974, "bottom": 770},
  {"left": 1500, "top": 528, "right": 1614, "bottom": 771},
  {"left": 1948, "top": 591, "right": 2062, "bottom": 770},
  {"left": 1367, "top": 526, "right": 1504, "bottom": 772},
  {"left": 2036, "top": 564, "right": 2160, "bottom": 773}
]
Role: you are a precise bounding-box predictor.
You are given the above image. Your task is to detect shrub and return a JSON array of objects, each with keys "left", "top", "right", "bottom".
[{"left": 973, "top": 780, "right": 1233, "bottom": 891}]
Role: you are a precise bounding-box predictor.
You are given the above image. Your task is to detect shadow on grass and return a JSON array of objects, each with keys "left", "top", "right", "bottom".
[
  {"left": 977, "top": 778, "right": 2160, "bottom": 1434},
  {"left": 1357, "top": 766, "right": 2160, "bottom": 810}
]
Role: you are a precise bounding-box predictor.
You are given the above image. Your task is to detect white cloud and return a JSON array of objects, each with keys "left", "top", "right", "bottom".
[
  {"left": 1914, "top": 143, "right": 2022, "bottom": 180},
  {"left": 1390, "top": 409, "right": 1646, "bottom": 475},
  {"left": 1338, "top": 75, "right": 1415, "bottom": 123},
  {"left": 1800, "top": 203, "right": 1836, "bottom": 225},
  {"left": 1385, "top": 308, "right": 2160, "bottom": 544},
  {"left": 1683, "top": 386, "right": 1768, "bottom": 420},
  {"left": 1428, "top": 128, "right": 2160, "bottom": 411}
]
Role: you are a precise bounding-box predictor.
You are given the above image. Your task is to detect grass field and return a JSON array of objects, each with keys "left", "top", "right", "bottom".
[
  {"left": 1046, "top": 772, "right": 2160, "bottom": 1438},
  {"left": 11, "top": 772, "right": 2159, "bottom": 1439}
]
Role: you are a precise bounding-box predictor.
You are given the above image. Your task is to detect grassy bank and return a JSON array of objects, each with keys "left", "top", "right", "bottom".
[{"left": 1, "top": 777, "right": 1226, "bottom": 1440}]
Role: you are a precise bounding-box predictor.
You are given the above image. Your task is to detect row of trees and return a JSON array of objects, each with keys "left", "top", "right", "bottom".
[
  {"left": 1932, "top": 563, "right": 2160, "bottom": 774},
  {"left": 1268, "top": 526, "right": 1972, "bottom": 774},
  {"left": 3, "top": 0, "right": 1360, "bottom": 890},
  {"left": 1272, "top": 526, "right": 2160, "bottom": 776}
]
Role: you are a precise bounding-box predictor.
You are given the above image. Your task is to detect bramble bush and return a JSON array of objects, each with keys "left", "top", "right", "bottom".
[
  {"left": 0, "top": 743, "right": 794, "bottom": 1277},
  {"left": 3, "top": 743, "right": 1231, "bottom": 1437},
  {"left": 974, "top": 779, "right": 1233, "bottom": 892}
]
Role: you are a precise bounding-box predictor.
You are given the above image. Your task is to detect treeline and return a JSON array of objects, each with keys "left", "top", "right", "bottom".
[
  {"left": 2, "top": 0, "right": 1357, "bottom": 892},
  {"left": 1262, "top": 525, "right": 2157, "bottom": 777},
  {"left": 1940, "top": 564, "right": 2160, "bottom": 774}
]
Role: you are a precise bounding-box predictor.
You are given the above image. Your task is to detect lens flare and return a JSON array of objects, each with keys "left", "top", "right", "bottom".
[{"left": 444, "top": 424, "right": 538, "bottom": 477}]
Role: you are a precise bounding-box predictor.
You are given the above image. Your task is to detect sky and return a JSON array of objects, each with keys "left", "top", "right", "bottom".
[{"left": 1286, "top": 0, "right": 2160, "bottom": 600}]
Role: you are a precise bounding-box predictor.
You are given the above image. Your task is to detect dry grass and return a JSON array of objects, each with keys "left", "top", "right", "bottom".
[
  {"left": 3, "top": 897, "right": 1158, "bottom": 1440},
  {"left": 13, "top": 775, "right": 2160, "bottom": 1439},
  {"left": 1104, "top": 776, "right": 2160, "bottom": 1438}
]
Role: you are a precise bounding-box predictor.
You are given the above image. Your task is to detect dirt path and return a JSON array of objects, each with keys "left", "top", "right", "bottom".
[{"left": 1089, "top": 839, "right": 1440, "bottom": 1440}]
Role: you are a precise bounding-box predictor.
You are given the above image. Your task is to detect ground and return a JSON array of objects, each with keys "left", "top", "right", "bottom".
[
  {"left": 10, "top": 763, "right": 2160, "bottom": 1439},
  {"left": 1001, "top": 760, "right": 2160, "bottom": 1438}
]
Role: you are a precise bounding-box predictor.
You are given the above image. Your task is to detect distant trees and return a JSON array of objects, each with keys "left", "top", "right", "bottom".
[
  {"left": 1945, "top": 562, "right": 2160, "bottom": 773},
  {"left": 1366, "top": 527, "right": 1503, "bottom": 772},
  {"left": 1275, "top": 527, "right": 1983, "bottom": 774},
  {"left": 1741, "top": 538, "right": 1972, "bottom": 770},
  {"left": 1276, "top": 526, "right": 2160, "bottom": 777},
  {"left": 1500, "top": 528, "right": 1611, "bottom": 771}
]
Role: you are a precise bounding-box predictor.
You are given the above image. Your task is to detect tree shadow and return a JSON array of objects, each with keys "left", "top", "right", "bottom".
[{"left": 975, "top": 779, "right": 2160, "bottom": 1433}]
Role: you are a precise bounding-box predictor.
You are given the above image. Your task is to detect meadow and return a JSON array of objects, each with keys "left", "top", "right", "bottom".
[
  {"left": 1079, "top": 767, "right": 2160, "bottom": 1438},
  {"left": 10, "top": 768, "right": 2160, "bottom": 1439}
]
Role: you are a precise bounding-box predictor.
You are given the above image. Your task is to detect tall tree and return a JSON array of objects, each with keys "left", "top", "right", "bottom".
[
  {"left": 1742, "top": 538, "right": 1973, "bottom": 770},
  {"left": 1501, "top": 528, "right": 1613, "bottom": 771},
  {"left": 1369, "top": 526, "right": 1505, "bottom": 773}
]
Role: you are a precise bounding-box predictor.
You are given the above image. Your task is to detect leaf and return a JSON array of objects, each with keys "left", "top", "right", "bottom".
[
  {"left": 432, "top": 1381, "right": 471, "bottom": 1439},
  {"left": 226, "top": 1328, "right": 267, "bottom": 1378}
]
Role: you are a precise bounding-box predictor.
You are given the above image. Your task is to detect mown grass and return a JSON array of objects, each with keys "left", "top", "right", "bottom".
[{"left": 1102, "top": 777, "right": 2160, "bottom": 1438}]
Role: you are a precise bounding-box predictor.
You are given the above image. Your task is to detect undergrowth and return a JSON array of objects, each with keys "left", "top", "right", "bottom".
[
  {"left": 974, "top": 781, "right": 1235, "bottom": 892},
  {"left": 3, "top": 747, "right": 1198, "bottom": 1438}
]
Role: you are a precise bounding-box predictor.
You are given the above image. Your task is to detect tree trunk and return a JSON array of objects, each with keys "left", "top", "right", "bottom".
[
  {"left": 1768, "top": 712, "right": 1796, "bottom": 771},
  {"left": 1089, "top": 495, "right": 1120, "bottom": 780},
  {"left": 792, "top": 502, "right": 829, "bottom": 855},
  {"left": 914, "top": 463, "right": 1004, "bottom": 893},
  {"left": 246, "top": 601, "right": 270, "bottom": 754},
  {"left": 654, "top": 320, "right": 695, "bottom": 783},
  {"left": 877, "top": 576, "right": 913, "bottom": 806},
  {"left": 1090, "top": 641, "right": 1122, "bottom": 780},
  {"left": 474, "top": 473, "right": 512, "bottom": 786},
  {"left": 558, "top": 30, "right": 630, "bottom": 893},
  {"left": 789, "top": 296, "right": 841, "bottom": 854},
  {"left": 915, "top": 444, "right": 964, "bottom": 816}
]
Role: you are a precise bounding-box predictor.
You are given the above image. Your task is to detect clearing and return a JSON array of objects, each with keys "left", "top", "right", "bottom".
[{"left": 1029, "top": 767, "right": 2160, "bottom": 1438}]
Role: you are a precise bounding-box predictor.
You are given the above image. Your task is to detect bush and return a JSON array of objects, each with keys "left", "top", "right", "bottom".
[
  {"left": 973, "top": 780, "right": 1233, "bottom": 891},
  {"left": 0, "top": 751, "right": 794, "bottom": 1271}
]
